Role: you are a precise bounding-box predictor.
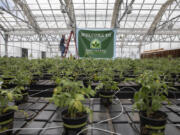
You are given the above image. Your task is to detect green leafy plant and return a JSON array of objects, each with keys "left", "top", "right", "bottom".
[
  {"left": 133, "top": 70, "right": 170, "bottom": 117},
  {"left": 12, "top": 70, "right": 32, "bottom": 86},
  {"left": 51, "top": 78, "right": 95, "bottom": 118},
  {"left": 0, "top": 79, "right": 22, "bottom": 115},
  {"left": 96, "top": 68, "right": 119, "bottom": 92}
]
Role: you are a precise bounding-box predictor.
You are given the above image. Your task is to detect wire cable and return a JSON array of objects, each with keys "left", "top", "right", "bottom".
[
  {"left": 29, "top": 88, "right": 52, "bottom": 97},
  {"left": 77, "top": 87, "right": 126, "bottom": 135},
  {"left": 0, "top": 126, "right": 63, "bottom": 134},
  {"left": 77, "top": 127, "right": 122, "bottom": 135},
  {"left": 95, "top": 97, "right": 124, "bottom": 125}
]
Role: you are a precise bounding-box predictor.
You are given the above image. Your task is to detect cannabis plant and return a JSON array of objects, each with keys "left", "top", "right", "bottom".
[
  {"left": 96, "top": 68, "right": 119, "bottom": 92},
  {"left": 0, "top": 78, "right": 22, "bottom": 115},
  {"left": 133, "top": 70, "right": 170, "bottom": 117},
  {"left": 51, "top": 78, "right": 95, "bottom": 118}
]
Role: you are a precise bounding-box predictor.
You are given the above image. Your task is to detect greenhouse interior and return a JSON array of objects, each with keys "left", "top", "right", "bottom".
[{"left": 0, "top": 0, "right": 180, "bottom": 135}]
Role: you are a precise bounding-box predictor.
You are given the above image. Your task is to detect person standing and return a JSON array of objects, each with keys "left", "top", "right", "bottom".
[{"left": 59, "top": 35, "right": 65, "bottom": 57}]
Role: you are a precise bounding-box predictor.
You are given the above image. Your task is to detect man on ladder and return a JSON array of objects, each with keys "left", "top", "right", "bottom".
[
  {"left": 59, "top": 34, "right": 65, "bottom": 57},
  {"left": 60, "top": 31, "right": 78, "bottom": 58}
]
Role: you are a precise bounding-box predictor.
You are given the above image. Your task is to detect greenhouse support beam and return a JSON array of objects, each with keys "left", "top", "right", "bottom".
[
  {"left": 0, "top": 24, "right": 6, "bottom": 41},
  {"left": 117, "top": 0, "right": 135, "bottom": 24},
  {"left": 63, "top": 0, "right": 76, "bottom": 29},
  {"left": 0, "top": 7, "right": 28, "bottom": 24},
  {"left": 138, "top": 0, "right": 176, "bottom": 53},
  {"left": 5, "top": 28, "right": 180, "bottom": 35},
  {"left": 13, "top": 0, "right": 41, "bottom": 35},
  {"left": 4, "top": 34, "right": 8, "bottom": 57},
  {"left": 0, "top": 24, "right": 7, "bottom": 32},
  {"left": 145, "top": 0, "right": 176, "bottom": 35},
  {"left": 111, "top": 0, "right": 123, "bottom": 28}
]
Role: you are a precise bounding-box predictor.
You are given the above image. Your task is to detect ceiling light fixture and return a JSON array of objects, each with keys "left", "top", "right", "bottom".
[
  {"left": 168, "top": 22, "right": 174, "bottom": 30},
  {"left": 127, "top": 5, "right": 132, "bottom": 14},
  {"left": 61, "top": 4, "right": 67, "bottom": 13}
]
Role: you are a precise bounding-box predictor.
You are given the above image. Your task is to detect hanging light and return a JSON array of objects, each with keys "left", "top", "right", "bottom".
[
  {"left": 67, "top": 21, "right": 75, "bottom": 28},
  {"left": 127, "top": 5, "right": 132, "bottom": 14},
  {"left": 168, "top": 22, "right": 174, "bottom": 30},
  {"left": 61, "top": 4, "right": 67, "bottom": 13}
]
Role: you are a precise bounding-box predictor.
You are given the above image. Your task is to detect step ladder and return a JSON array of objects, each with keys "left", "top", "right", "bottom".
[{"left": 63, "top": 31, "right": 78, "bottom": 58}]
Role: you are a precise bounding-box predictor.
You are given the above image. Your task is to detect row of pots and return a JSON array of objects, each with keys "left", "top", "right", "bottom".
[{"left": 0, "top": 88, "right": 169, "bottom": 135}]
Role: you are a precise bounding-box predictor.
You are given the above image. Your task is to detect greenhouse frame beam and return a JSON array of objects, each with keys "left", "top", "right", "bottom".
[
  {"left": 0, "top": 24, "right": 7, "bottom": 41},
  {"left": 118, "top": 0, "right": 136, "bottom": 24},
  {"left": 0, "top": 31, "right": 4, "bottom": 40},
  {"left": 139, "top": 0, "right": 176, "bottom": 52},
  {"left": 8, "top": 34, "right": 180, "bottom": 43},
  {"left": 4, "top": 34, "right": 8, "bottom": 56},
  {"left": 0, "top": 24, "right": 7, "bottom": 32},
  {"left": 13, "top": 0, "right": 41, "bottom": 35},
  {"left": 6, "top": 28, "right": 180, "bottom": 35},
  {"left": 63, "top": 0, "right": 76, "bottom": 29},
  {"left": 0, "top": 7, "right": 28, "bottom": 25},
  {"left": 111, "top": 0, "right": 123, "bottom": 28}
]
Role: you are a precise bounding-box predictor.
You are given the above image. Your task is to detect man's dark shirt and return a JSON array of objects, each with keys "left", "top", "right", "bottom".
[{"left": 60, "top": 37, "right": 65, "bottom": 46}]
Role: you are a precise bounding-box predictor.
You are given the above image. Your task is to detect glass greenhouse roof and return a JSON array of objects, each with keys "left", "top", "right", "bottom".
[
  {"left": 0, "top": 0, "right": 179, "bottom": 30},
  {"left": 0, "top": 0, "right": 179, "bottom": 53}
]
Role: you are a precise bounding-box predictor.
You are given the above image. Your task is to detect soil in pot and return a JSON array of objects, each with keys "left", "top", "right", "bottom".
[
  {"left": 99, "top": 90, "right": 114, "bottom": 106},
  {"left": 139, "top": 111, "right": 167, "bottom": 135},
  {"left": 0, "top": 110, "right": 14, "bottom": 135},
  {"left": 62, "top": 109, "right": 88, "bottom": 135}
]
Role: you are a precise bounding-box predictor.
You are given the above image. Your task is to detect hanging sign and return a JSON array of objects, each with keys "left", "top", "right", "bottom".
[{"left": 77, "top": 29, "right": 116, "bottom": 58}]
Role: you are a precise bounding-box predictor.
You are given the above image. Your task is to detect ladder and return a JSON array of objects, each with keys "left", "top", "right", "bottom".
[{"left": 63, "top": 31, "right": 78, "bottom": 58}]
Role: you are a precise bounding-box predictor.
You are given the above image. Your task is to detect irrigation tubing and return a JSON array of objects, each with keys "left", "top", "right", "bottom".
[
  {"left": 0, "top": 126, "right": 63, "bottom": 134},
  {"left": 29, "top": 88, "right": 52, "bottom": 97}
]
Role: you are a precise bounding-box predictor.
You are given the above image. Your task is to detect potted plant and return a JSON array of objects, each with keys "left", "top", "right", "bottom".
[
  {"left": 51, "top": 78, "right": 95, "bottom": 134},
  {"left": 96, "top": 68, "right": 119, "bottom": 106},
  {"left": 0, "top": 78, "right": 22, "bottom": 134},
  {"left": 12, "top": 70, "right": 32, "bottom": 105},
  {"left": 29, "top": 60, "right": 42, "bottom": 85},
  {"left": 133, "top": 70, "right": 170, "bottom": 135}
]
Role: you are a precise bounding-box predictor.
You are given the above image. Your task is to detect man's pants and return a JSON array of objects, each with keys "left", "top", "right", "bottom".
[{"left": 60, "top": 45, "right": 65, "bottom": 57}]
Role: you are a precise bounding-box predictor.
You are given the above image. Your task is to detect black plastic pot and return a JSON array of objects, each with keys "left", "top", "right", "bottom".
[
  {"left": 42, "top": 68, "right": 48, "bottom": 73},
  {"left": 2, "top": 77, "right": 16, "bottom": 89},
  {"left": 0, "top": 110, "right": 14, "bottom": 135},
  {"left": 62, "top": 109, "right": 88, "bottom": 135},
  {"left": 30, "top": 74, "right": 40, "bottom": 85},
  {"left": 15, "top": 89, "right": 29, "bottom": 105},
  {"left": 32, "top": 74, "right": 40, "bottom": 81},
  {"left": 99, "top": 90, "right": 114, "bottom": 106},
  {"left": 139, "top": 111, "right": 167, "bottom": 135},
  {"left": 113, "top": 76, "right": 125, "bottom": 83},
  {"left": 42, "top": 73, "right": 52, "bottom": 80}
]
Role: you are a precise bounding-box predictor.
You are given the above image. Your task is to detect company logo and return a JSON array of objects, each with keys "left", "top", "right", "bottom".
[{"left": 90, "top": 39, "right": 101, "bottom": 49}]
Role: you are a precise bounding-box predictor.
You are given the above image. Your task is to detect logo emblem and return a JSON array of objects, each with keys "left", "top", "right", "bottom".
[{"left": 90, "top": 39, "right": 101, "bottom": 49}]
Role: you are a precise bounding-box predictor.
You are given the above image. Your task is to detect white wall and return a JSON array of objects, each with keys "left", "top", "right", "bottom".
[
  {"left": 0, "top": 36, "right": 50, "bottom": 58},
  {"left": 0, "top": 32, "right": 5, "bottom": 57}
]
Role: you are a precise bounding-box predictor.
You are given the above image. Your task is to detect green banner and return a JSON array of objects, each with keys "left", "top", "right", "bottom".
[{"left": 77, "top": 29, "right": 115, "bottom": 58}]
